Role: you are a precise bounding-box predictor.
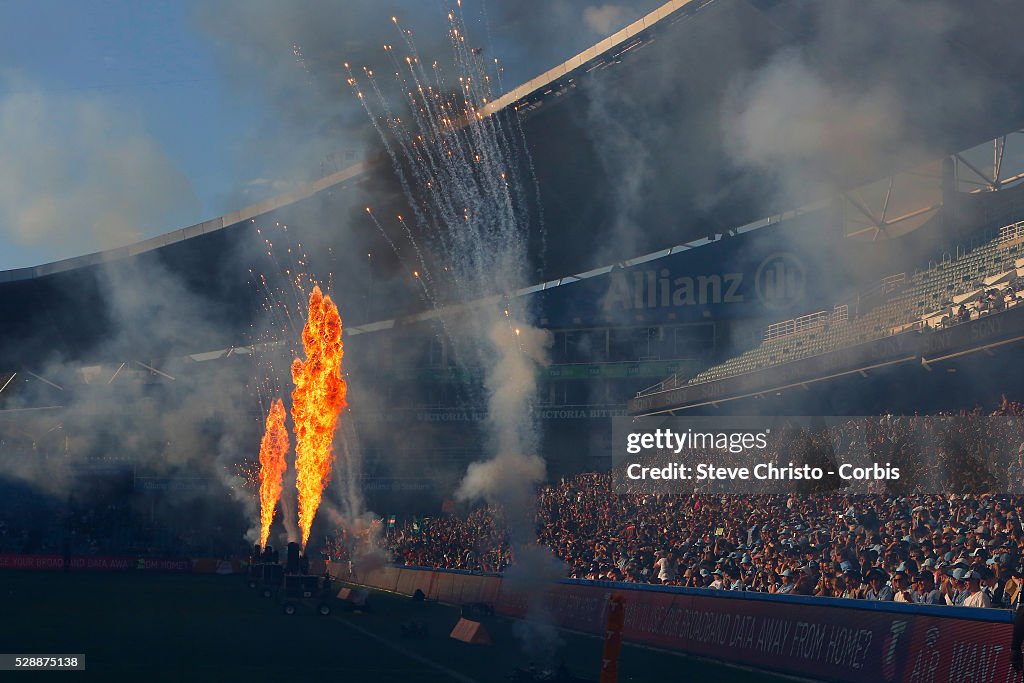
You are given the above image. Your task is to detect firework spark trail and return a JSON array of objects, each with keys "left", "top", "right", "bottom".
[
  {"left": 396, "top": 214, "right": 439, "bottom": 298},
  {"left": 412, "top": 13, "right": 525, "bottom": 282},
  {"left": 345, "top": 62, "right": 447, "bottom": 261},
  {"left": 360, "top": 57, "right": 462, "bottom": 266},
  {"left": 252, "top": 225, "right": 303, "bottom": 341},
  {"left": 258, "top": 398, "right": 290, "bottom": 547},
  {"left": 257, "top": 272, "right": 300, "bottom": 340},
  {"left": 389, "top": 57, "right": 520, "bottom": 329},
  {"left": 246, "top": 267, "right": 297, "bottom": 418},
  {"left": 246, "top": 270, "right": 290, "bottom": 412},
  {"left": 259, "top": 222, "right": 311, "bottom": 333},
  {"left": 292, "top": 43, "right": 313, "bottom": 85},
  {"left": 364, "top": 207, "right": 438, "bottom": 309},
  {"left": 352, "top": 7, "right": 549, "bottom": 552},
  {"left": 291, "top": 285, "right": 347, "bottom": 550},
  {"left": 378, "top": 27, "right": 479, "bottom": 254},
  {"left": 364, "top": 207, "right": 403, "bottom": 260}
]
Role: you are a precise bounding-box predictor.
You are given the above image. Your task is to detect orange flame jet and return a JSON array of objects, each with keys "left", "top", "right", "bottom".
[
  {"left": 258, "top": 398, "right": 290, "bottom": 548},
  {"left": 291, "top": 286, "right": 347, "bottom": 550}
]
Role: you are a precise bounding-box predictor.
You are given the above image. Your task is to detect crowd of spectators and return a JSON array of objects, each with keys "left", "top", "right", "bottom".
[
  {"left": 381, "top": 398, "right": 1024, "bottom": 609},
  {"left": 946, "top": 276, "right": 1024, "bottom": 326},
  {"left": 386, "top": 506, "right": 508, "bottom": 572}
]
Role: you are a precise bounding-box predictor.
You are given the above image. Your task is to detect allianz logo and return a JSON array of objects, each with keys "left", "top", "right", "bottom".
[{"left": 602, "top": 252, "right": 805, "bottom": 311}]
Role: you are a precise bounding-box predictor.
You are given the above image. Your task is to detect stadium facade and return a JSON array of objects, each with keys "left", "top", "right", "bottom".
[{"left": 2, "top": 0, "right": 1024, "bottom": 512}]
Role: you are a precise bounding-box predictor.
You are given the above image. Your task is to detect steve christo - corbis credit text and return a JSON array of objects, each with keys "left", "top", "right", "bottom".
[{"left": 623, "top": 428, "right": 901, "bottom": 482}]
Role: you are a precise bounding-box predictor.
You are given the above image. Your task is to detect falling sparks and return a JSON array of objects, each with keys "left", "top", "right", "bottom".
[
  {"left": 348, "top": 4, "right": 548, "bottom": 556},
  {"left": 291, "top": 286, "right": 347, "bottom": 550},
  {"left": 258, "top": 398, "right": 290, "bottom": 547},
  {"left": 234, "top": 460, "right": 259, "bottom": 492}
]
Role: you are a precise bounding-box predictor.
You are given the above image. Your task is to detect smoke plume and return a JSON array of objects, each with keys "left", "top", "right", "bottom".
[{"left": 457, "top": 319, "right": 550, "bottom": 542}]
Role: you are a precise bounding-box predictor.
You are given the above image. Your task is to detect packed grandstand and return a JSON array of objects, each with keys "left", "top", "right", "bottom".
[{"left": 326, "top": 397, "right": 1024, "bottom": 611}]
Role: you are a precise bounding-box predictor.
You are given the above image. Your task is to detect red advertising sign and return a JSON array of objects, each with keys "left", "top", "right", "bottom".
[
  {"left": 0, "top": 553, "right": 193, "bottom": 573},
  {"left": 0, "top": 554, "right": 65, "bottom": 570}
]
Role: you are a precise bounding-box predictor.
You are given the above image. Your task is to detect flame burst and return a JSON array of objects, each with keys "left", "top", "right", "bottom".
[
  {"left": 291, "top": 286, "right": 347, "bottom": 550},
  {"left": 258, "top": 398, "right": 290, "bottom": 548}
]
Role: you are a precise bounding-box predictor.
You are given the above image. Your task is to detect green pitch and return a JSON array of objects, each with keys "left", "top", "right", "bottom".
[{"left": 1, "top": 571, "right": 791, "bottom": 682}]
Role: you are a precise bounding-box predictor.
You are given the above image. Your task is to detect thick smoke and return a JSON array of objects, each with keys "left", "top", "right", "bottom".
[
  {"left": 279, "top": 477, "right": 300, "bottom": 544},
  {"left": 483, "top": 0, "right": 658, "bottom": 82},
  {"left": 332, "top": 423, "right": 368, "bottom": 535},
  {"left": 722, "top": 50, "right": 915, "bottom": 210},
  {"left": 0, "top": 76, "right": 200, "bottom": 269},
  {"left": 582, "top": 5, "right": 634, "bottom": 36},
  {"left": 709, "top": 0, "right": 1019, "bottom": 366},
  {"left": 568, "top": 0, "right": 1024, "bottom": 274},
  {"left": 0, "top": 234, "right": 271, "bottom": 553},
  {"left": 504, "top": 544, "right": 567, "bottom": 665},
  {"left": 718, "top": 0, "right": 1010, "bottom": 212},
  {"left": 457, "top": 320, "right": 550, "bottom": 543},
  {"left": 561, "top": 0, "right": 1024, "bottom": 383},
  {"left": 317, "top": 419, "right": 388, "bottom": 571}
]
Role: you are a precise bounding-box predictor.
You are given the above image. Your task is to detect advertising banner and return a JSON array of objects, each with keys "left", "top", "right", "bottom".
[
  {"left": 351, "top": 566, "right": 1019, "bottom": 682},
  {"left": 0, "top": 554, "right": 193, "bottom": 572},
  {"left": 0, "top": 554, "right": 65, "bottom": 570}
]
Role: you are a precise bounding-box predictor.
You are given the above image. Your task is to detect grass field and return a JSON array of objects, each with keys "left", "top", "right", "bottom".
[{"left": 1, "top": 571, "right": 793, "bottom": 682}]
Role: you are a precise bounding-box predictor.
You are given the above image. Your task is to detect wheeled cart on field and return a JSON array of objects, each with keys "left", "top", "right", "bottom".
[{"left": 278, "top": 572, "right": 335, "bottom": 616}]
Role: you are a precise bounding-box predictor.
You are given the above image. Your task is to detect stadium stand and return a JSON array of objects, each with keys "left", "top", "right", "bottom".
[
  {"left": 640, "top": 221, "right": 1024, "bottom": 396},
  {"left": 377, "top": 397, "right": 1024, "bottom": 609}
]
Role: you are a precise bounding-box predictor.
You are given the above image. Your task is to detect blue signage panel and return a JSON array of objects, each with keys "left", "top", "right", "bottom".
[{"left": 536, "top": 215, "right": 844, "bottom": 328}]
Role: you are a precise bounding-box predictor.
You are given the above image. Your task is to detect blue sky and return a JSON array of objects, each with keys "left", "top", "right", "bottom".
[
  {"left": 0, "top": 0, "right": 259, "bottom": 269},
  {"left": 0, "top": 0, "right": 654, "bottom": 271}
]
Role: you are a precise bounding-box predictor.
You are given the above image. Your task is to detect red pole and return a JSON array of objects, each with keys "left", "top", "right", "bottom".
[{"left": 599, "top": 595, "right": 626, "bottom": 683}]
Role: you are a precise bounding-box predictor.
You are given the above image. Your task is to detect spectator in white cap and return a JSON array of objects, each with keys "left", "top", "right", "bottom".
[
  {"left": 962, "top": 570, "right": 992, "bottom": 608},
  {"left": 941, "top": 568, "right": 967, "bottom": 605},
  {"left": 777, "top": 569, "right": 795, "bottom": 595}
]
